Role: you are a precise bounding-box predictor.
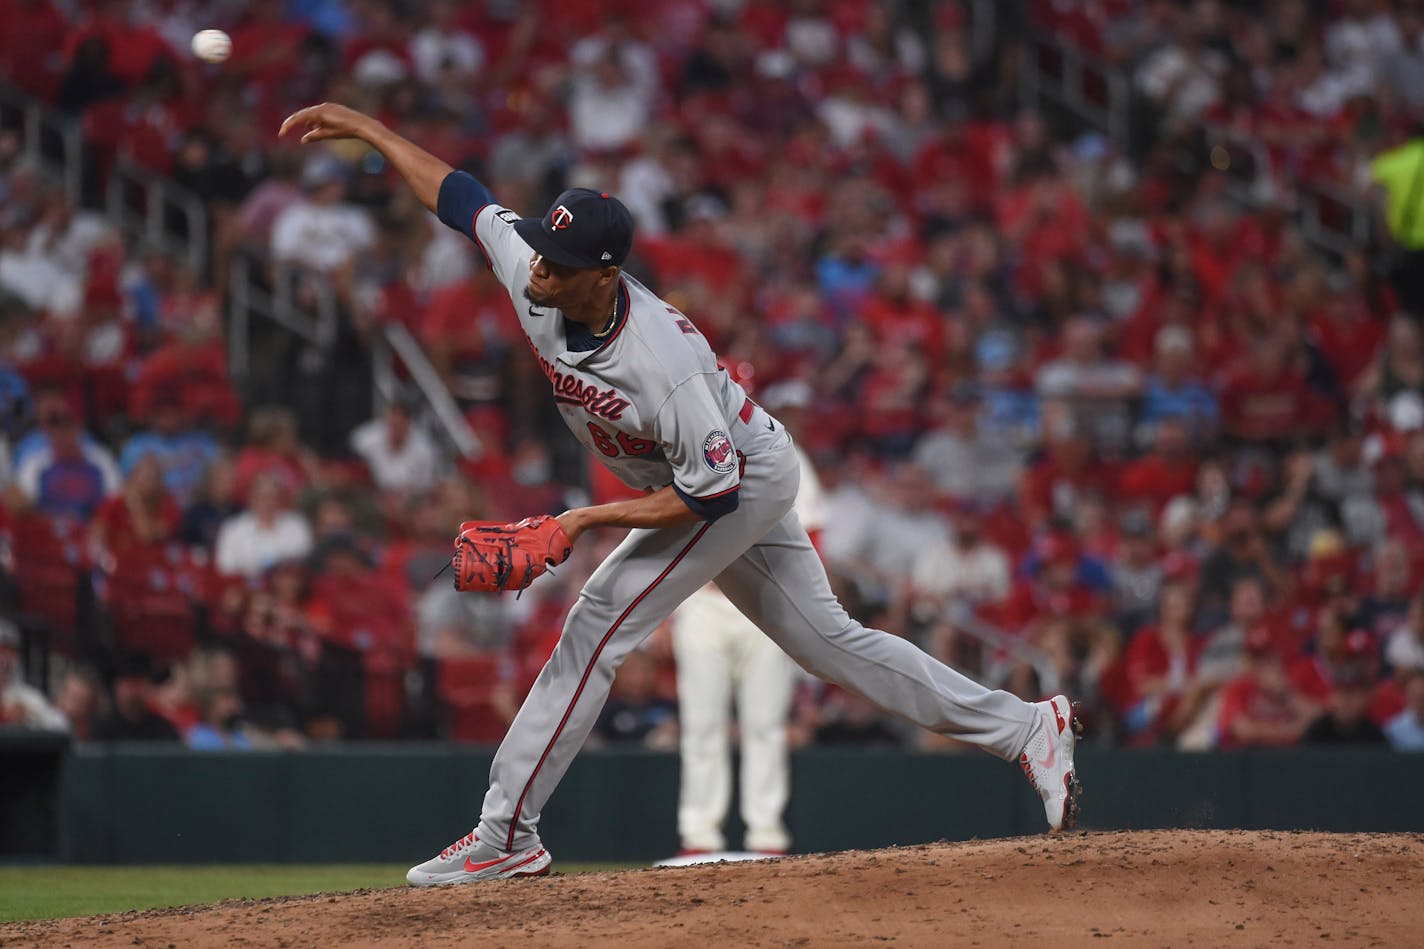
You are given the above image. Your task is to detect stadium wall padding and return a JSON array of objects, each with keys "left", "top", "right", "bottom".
[{"left": 47, "top": 746, "right": 1424, "bottom": 863}]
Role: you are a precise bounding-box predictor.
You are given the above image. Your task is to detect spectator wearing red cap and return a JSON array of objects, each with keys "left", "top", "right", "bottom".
[
  {"left": 1302, "top": 660, "right": 1389, "bottom": 745},
  {"left": 1216, "top": 624, "right": 1316, "bottom": 749},
  {"left": 1288, "top": 613, "right": 1381, "bottom": 707}
]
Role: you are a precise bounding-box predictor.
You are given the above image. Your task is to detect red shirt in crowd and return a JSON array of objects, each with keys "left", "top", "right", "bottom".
[
  {"left": 1118, "top": 455, "right": 1199, "bottom": 513},
  {"left": 1307, "top": 302, "right": 1384, "bottom": 389},
  {"left": 0, "top": 0, "right": 68, "bottom": 100},
  {"left": 1021, "top": 455, "right": 1119, "bottom": 525},
  {"left": 92, "top": 494, "right": 181, "bottom": 556},
  {"left": 1288, "top": 656, "right": 1407, "bottom": 725},
  {"left": 130, "top": 339, "right": 242, "bottom": 428},
  {"left": 1219, "top": 361, "right": 1326, "bottom": 442},
  {"left": 1216, "top": 672, "right": 1305, "bottom": 749},
  {"left": 639, "top": 235, "right": 744, "bottom": 294},
  {"left": 860, "top": 292, "right": 945, "bottom": 354}
]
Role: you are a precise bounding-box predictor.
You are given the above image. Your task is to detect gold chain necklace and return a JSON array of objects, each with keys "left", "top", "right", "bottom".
[{"left": 592, "top": 294, "right": 619, "bottom": 338}]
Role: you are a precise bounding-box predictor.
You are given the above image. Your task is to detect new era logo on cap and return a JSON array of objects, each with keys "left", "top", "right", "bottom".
[{"left": 513, "top": 188, "right": 633, "bottom": 270}]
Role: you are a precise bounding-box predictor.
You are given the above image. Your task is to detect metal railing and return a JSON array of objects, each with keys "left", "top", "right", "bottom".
[
  {"left": 967, "top": 0, "right": 998, "bottom": 67},
  {"left": 1018, "top": 29, "right": 1378, "bottom": 257},
  {"left": 226, "top": 255, "right": 340, "bottom": 389},
  {"left": 1203, "top": 126, "right": 1376, "bottom": 257},
  {"left": 0, "top": 80, "right": 479, "bottom": 464},
  {"left": 106, "top": 162, "right": 208, "bottom": 275},
  {"left": 0, "top": 81, "right": 83, "bottom": 202},
  {"left": 229, "top": 254, "right": 481, "bottom": 462},
  {"left": 375, "top": 323, "right": 483, "bottom": 460},
  {"left": 1018, "top": 30, "right": 1132, "bottom": 145}
]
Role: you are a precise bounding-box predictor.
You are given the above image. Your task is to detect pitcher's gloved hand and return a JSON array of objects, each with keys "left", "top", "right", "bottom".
[{"left": 450, "top": 515, "right": 573, "bottom": 593}]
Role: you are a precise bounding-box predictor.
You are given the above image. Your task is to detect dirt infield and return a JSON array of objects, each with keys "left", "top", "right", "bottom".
[{"left": 3, "top": 830, "right": 1420, "bottom": 947}]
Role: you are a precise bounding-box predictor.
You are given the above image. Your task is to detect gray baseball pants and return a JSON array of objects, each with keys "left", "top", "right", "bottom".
[{"left": 476, "top": 435, "right": 1039, "bottom": 853}]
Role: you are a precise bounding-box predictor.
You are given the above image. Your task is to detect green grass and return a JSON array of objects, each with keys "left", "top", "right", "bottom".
[{"left": 0, "top": 863, "right": 634, "bottom": 923}]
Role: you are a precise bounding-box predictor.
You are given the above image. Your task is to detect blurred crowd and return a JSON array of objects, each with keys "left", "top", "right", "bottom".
[{"left": 2, "top": 0, "right": 1424, "bottom": 753}]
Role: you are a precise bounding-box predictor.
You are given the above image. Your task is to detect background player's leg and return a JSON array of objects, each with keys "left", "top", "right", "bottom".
[
  {"left": 732, "top": 616, "right": 794, "bottom": 853},
  {"left": 672, "top": 589, "right": 736, "bottom": 853},
  {"left": 715, "top": 512, "right": 1037, "bottom": 761}
]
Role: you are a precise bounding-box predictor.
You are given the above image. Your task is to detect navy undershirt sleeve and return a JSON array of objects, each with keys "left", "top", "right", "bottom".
[
  {"left": 436, "top": 170, "right": 495, "bottom": 238},
  {"left": 672, "top": 482, "right": 741, "bottom": 522}
]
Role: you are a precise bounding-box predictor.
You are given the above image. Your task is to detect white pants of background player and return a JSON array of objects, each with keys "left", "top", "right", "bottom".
[{"left": 673, "top": 586, "right": 796, "bottom": 853}]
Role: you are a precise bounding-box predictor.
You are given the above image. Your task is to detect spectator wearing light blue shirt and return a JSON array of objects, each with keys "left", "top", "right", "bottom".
[
  {"left": 184, "top": 686, "right": 253, "bottom": 751},
  {"left": 12, "top": 386, "right": 98, "bottom": 470},
  {"left": 1385, "top": 671, "right": 1424, "bottom": 751},
  {"left": 1139, "top": 325, "right": 1219, "bottom": 446},
  {"left": 120, "top": 401, "right": 218, "bottom": 508}
]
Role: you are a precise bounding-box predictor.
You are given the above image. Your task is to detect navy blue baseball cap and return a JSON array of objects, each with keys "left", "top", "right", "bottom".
[{"left": 514, "top": 188, "right": 634, "bottom": 270}]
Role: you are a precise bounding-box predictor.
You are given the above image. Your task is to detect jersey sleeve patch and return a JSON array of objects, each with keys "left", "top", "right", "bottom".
[{"left": 702, "top": 430, "right": 737, "bottom": 474}]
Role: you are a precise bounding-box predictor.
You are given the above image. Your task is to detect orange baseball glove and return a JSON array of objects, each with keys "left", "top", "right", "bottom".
[{"left": 450, "top": 516, "right": 573, "bottom": 593}]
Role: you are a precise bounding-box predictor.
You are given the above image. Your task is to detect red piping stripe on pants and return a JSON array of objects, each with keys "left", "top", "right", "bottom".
[{"left": 504, "top": 521, "right": 714, "bottom": 852}]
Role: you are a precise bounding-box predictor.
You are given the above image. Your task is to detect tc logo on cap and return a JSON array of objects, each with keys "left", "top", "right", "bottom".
[{"left": 551, "top": 206, "right": 574, "bottom": 230}]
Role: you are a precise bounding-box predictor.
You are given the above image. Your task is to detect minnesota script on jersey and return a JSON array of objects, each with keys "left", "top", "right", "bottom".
[{"left": 465, "top": 203, "right": 782, "bottom": 505}]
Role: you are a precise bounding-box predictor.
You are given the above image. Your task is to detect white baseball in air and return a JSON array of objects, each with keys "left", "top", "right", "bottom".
[{"left": 191, "top": 29, "right": 232, "bottom": 64}]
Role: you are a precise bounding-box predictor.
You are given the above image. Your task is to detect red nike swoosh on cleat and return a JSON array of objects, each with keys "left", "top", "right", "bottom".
[
  {"left": 463, "top": 849, "right": 546, "bottom": 874},
  {"left": 1052, "top": 702, "right": 1067, "bottom": 734},
  {"left": 464, "top": 853, "right": 516, "bottom": 873}
]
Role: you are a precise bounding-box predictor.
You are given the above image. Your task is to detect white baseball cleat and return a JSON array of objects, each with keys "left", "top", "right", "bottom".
[
  {"left": 1019, "top": 694, "right": 1083, "bottom": 832},
  {"left": 405, "top": 830, "right": 552, "bottom": 887}
]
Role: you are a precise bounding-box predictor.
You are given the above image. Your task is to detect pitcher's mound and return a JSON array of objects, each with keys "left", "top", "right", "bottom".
[{"left": 6, "top": 830, "right": 1422, "bottom": 947}]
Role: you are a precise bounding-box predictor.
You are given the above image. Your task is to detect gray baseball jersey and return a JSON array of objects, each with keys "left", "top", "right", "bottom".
[
  {"left": 472, "top": 203, "right": 783, "bottom": 501},
  {"left": 452, "top": 199, "right": 1039, "bottom": 855}
]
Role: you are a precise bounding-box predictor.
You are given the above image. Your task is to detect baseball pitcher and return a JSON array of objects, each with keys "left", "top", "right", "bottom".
[{"left": 279, "top": 103, "right": 1083, "bottom": 887}]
